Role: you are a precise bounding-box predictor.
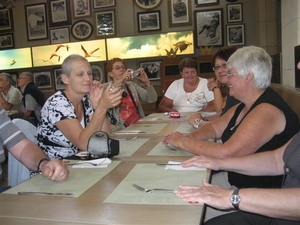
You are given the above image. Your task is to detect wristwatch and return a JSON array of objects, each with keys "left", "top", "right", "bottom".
[
  {"left": 193, "top": 118, "right": 202, "bottom": 129},
  {"left": 230, "top": 188, "right": 241, "bottom": 210}
]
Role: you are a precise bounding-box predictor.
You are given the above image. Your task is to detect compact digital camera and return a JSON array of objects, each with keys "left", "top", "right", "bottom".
[{"left": 131, "top": 70, "right": 140, "bottom": 77}]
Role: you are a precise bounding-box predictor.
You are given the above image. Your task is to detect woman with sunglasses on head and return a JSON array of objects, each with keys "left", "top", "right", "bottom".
[
  {"left": 188, "top": 46, "right": 240, "bottom": 129},
  {"left": 104, "top": 58, "right": 157, "bottom": 131}
]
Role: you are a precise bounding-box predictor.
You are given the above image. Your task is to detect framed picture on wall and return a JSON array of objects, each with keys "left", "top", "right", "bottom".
[
  {"left": 226, "top": 24, "right": 245, "bottom": 46},
  {"left": 139, "top": 61, "right": 161, "bottom": 80},
  {"left": 50, "top": 27, "right": 70, "bottom": 44},
  {"left": 137, "top": 11, "right": 161, "bottom": 32},
  {"left": 0, "top": 33, "right": 14, "bottom": 49},
  {"left": 95, "top": 10, "right": 115, "bottom": 37},
  {"left": 25, "top": 3, "right": 48, "bottom": 41},
  {"left": 71, "top": 20, "right": 93, "bottom": 40},
  {"left": 168, "top": 0, "right": 192, "bottom": 27},
  {"left": 195, "top": 0, "right": 219, "bottom": 7},
  {"left": 54, "top": 68, "right": 66, "bottom": 90},
  {"left": 72, "top": 0, "right": 91, "bottom": 18},
  {"left": 93, "top": 0, "right": 116, "bottom": 9},
  {"left": 48, "top": 0, "right": 71, "bottom": 27},
  {"left": 10, "top": 72, "right": 18, "bottom": 87},
  {"left": 134, "top": 0, "right": 162, "bottom": 10},
  {"left": 194, "top": 9, "right": 223, "bottom": 47},
  {"left": 33, "top": 71, "right": 52, "bottom": 89},
  {"left": 227, "top": 3, "right": 243, "bottom": 23},
  {"left": 0, "top": 8, "right": 13, "bottom": 31}
]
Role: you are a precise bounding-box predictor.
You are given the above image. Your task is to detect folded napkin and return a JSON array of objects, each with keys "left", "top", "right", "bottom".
[
  {"left": 114, "top": 130, "right": 144, "bottom": 135},
  {"left": 140, "top": 118, "right": 158, "bottom": 121},
  {"left": 72, "top": 158, "right": 111, "bottom": 168},
  {"left": 165, "top": 161, "right": 205, "bottom": 171}
]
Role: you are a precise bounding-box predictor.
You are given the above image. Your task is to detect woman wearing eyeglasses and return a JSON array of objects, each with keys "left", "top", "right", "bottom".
[
  {"left": 188, "top": 46, "right": 240, "bottom": 128},
  {"left": 104, "top": 58, "right": 157, "bottom": 130}
]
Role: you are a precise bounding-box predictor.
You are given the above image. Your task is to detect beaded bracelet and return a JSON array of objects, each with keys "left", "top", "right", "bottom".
[{"left": 37, "top": 158, "right": 50, "bottom": 173}]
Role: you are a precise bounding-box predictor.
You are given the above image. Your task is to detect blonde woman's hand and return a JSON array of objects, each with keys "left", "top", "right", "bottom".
[
  {"left": 207, "top": 78, "right": 219, "bottom": 91},
  {"left": 89, "top": 81, "right": 104, "bottom": 109},
  {"left": 97, "top": 82, "right": 122, "bottom": 110}
]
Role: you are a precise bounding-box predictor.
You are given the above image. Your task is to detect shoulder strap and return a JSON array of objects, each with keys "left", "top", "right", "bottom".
[{"left": 125, "top": 84, "right": 139, "bottom": 114}]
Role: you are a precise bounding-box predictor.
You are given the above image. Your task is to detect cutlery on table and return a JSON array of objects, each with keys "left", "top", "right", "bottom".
[
  {"left": 18, "top": 192, "right": 74, "bottom": 196},
  {"left": 156, "top": 163, "right": 182, "bottom": 166},
  {"left": 132, "top": 183, "right": 174, "bottom": 193},
  {"left": 68, "top": 159, "right": 106, "bottom": 166}
]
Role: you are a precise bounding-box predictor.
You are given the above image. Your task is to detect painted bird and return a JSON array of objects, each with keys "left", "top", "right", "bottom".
[
  {"left": 81, "top": 45, "right": 100, "bottom": 58},
  {"left": 10, "top": 59, "right": 16, "bottom": 66},
  {"left": 50, "top": 53, "right": 61, "bottom": 62},
  {"left": 173, "top": 41, "right": 192, "bottom": 53},
  {"left": 55, "top": 44, "right": 69, "bottom": 52}
]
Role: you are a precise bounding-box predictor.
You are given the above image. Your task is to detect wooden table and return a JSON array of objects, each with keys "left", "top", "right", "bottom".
[{"left": 0, "top": 113, "right": 209, "bottom": 225}]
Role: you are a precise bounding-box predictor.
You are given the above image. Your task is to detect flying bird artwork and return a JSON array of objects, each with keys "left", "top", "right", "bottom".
[
  {"left": 55, "top": 44, "right": 69, "bottom": 52},
  {"left": 50, "top": 53, "right": 61, "bottom": 62},
  {"left": 173, "top": 41, "right": 192, "bottom": 53},
  {"left": 10, "top": 59, "right": 16, "bottom": 66},
  {"left": 81, "top": 45, "right": 100, "bottom": 58}
]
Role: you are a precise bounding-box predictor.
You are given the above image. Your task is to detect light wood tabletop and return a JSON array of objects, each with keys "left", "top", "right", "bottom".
[{"left": 0, "top": 113, "right": 209, "bottom": 225}]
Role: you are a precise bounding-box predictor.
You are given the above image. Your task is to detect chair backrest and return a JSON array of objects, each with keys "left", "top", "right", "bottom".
[{"left": 8, "top": 119, "right": 37, "bottom": 187}]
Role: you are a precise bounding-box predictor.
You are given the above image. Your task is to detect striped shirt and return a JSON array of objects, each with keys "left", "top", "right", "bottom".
[{"left": 0, "top": 106, "right": 26, "bottom": 177}]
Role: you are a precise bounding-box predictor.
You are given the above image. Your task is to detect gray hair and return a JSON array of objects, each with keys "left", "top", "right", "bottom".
[
  {"left": 20, "top": 72, "right": 34, "bottom": 82},
  {"left": 0, "top": 72, "right": 13, "bottom": 84},
  {"left": 227, "top": 46, "right": 272, "bottom": 89},
  {"left": 62, "top": 54, "right": 89, "bottom": 77}
]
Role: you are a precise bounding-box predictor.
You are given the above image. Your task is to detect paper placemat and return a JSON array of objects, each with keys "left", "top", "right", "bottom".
[
  {"left": 4, "top": 161, "right": 121, "bottom": 197},
  {"left": 104, "top": 163, "right": 206, "bottom": 205},
  {"left": 147, "top": 141, "right": 194, "bottom": 156},
  {"left": 119, "top": 138, "right": 149, "bottom": 156},
  {"left": 140, "top": 113, "right": 192, "bottom": 121},
  {"left": 174, "top": 123, "right": 195, "bottom": 134}
]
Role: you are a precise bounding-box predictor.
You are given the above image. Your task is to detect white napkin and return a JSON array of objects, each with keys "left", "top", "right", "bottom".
[
  {"left": 165, "top": 161, "right": 206, "bottom": 171},
  {"left": 140, "top": 118, "right": 158, "bottom": 121},
  {"left": 72, "top": 158, "right": 111, "bottom": 168},
  {"left": 114, "top": 130, "right": 143, "bottom": 135}
]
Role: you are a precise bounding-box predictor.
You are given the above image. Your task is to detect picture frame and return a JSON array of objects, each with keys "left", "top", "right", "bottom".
[
  {"left": 71, "top": 20, "right": 93, "bottom": 40},
  {"left": 194, "top": 9, "right": 223, "bottom": 47},
  {"left": 195, "top": 0, "right": 219, "bottom": 7},
  {"left": 226, "top": 24, "right": 245, "bottom": 46},
  {"left": 139, "top": 61, "right": 161, "bottom": 80},
  {"left": 91, "top": 64, "right": 105, "bottom": 83},
  {"left": 95, "top": 10, "right": 116, "bottom": 37},
  {"left": 48, "top": 0, "right": 71, "bottom": 27},
  {"left": 33, "top": 71, "right": 52, "bottom": 89},
  {"left": 0, "top": 33, "right": 14, "bottom": 49},
  {"left": 168, "top": 0, "right": 192, "bottom": 27},
  {"left": 137, "top": 10, "right": 161, "bottom": 32},
  {"left": 93, "top": 0, "right": 116, "bottom": 9},
  {"left": 25, "top": 3, "right": 48, "bottom": 41},
  {"left": 0, "top": 8, "right": 13, "bottom": 31},
  {"left": 10, "top": 72, "right": 18, "bottom": 87},
  {"left": 54, "top": 68, "right": 66, "bottom": 90},
  {"left": 50, "top": 27, "right": 70, "bottom": 44},
  {"left": 134, "top": 0, "right": 162, "bottom": 10},
  {"left": 227, "top": 3, "right": 243, "bottom": 23},
  {"left": 72, "top": 0, "right": 91, "bottom": 18}
]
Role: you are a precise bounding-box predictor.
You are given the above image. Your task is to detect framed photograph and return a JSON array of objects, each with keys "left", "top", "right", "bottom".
[
  {"left": 50, "top": 27, "right": 70, "bottom": 44},
  {"left": 71, "top": 20, "right": 93, "bottom": 40},
  {"left": 139, "top": 61, "right": 161, "bottom": 80},
  {"left": 227, "top": 3, "right": 243, "bottom": 23},
  {"left": 54, "top": 68, "right": 66, "bottom": 90},
  {"left": 33, "top": 71, "right": 52, "bottom": 89},
  {"left": 137, "top": 11, "right": 161, "bottom": 32},
  {"left": 0, "top": 8, "right": 13, "bottom": 31},
  {"left": 10, "top": 72, "right": 18, "bottom": 87},
  {"left": 168, "top": 0, "right": 192, "bottom": 27},
  {"left": 91, "top": 64, "right": 105, "bottom": 83},
  {"left": 93, "top": 0, "right": 115, "bottom": 9},
  {"left": 48, "top": 0, "right": 71, "bottom": 27},
  {"left": 194, "top": 9, "right": 223, "bottom": 47},
  {"left": 0, "top": 33, "right": 14, "bottom": 49},
  {"left": 25, "top": 3, "right": 48, "bottom": 41},
  {"left": 134, "top": 0, "right": 162, "bottom": 10},
  {"left": 226, "top": 24, "right": 245, "bottom": 46},
  {"left": 95, "top": 10, "right": 115, "bottom": 37},
  {"left": 72, "top": 0, "right": 91, "bottom": 18},
  {"left": 195, "top": 0, "right": 219, "bottom": 7}
]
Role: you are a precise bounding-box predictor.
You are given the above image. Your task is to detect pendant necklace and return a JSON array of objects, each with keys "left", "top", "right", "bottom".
[{"left": 186, "top": 92, "right": 193, "bottom": 104}]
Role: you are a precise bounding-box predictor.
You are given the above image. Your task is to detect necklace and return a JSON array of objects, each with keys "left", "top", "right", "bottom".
[{"left": 186, "top": 92, "right": 194, "bottom": 104}]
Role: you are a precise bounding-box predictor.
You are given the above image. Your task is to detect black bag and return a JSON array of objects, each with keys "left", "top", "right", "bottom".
[{"left": 87, "top": 131, "right": 119, "bottom": 158}]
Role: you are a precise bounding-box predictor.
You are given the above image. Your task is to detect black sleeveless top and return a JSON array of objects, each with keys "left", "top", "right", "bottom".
[{"left": 222, "top": 87, "right": 300, "bottom": 188}]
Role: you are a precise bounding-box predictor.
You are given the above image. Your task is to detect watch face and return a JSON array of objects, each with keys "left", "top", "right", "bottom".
[{"left": 230, "top": 195, "right": 241, "bottom": 204}]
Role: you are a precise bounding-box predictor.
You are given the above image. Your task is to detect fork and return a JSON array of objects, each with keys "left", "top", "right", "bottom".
[
  {"left": 74, "top": 159, "right": 106, "bottom": 166},
  {"left": 132, "top": 183, "right": 174, "bottom": 193}
]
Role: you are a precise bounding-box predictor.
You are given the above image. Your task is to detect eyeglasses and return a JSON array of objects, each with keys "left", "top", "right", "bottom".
[
  {"left": 113, "top": 66, "right": 125, "bottom": 70},
  {"left": 212, "top": 63, "right": 227, "bottom": 71},
  {"left": 226, "top": 72, "right": 238, "bottom": 77}
]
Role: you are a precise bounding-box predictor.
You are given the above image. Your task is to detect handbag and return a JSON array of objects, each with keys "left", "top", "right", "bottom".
[{"left": 87, "top": 131, "right": 119, "bottom": 158}]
